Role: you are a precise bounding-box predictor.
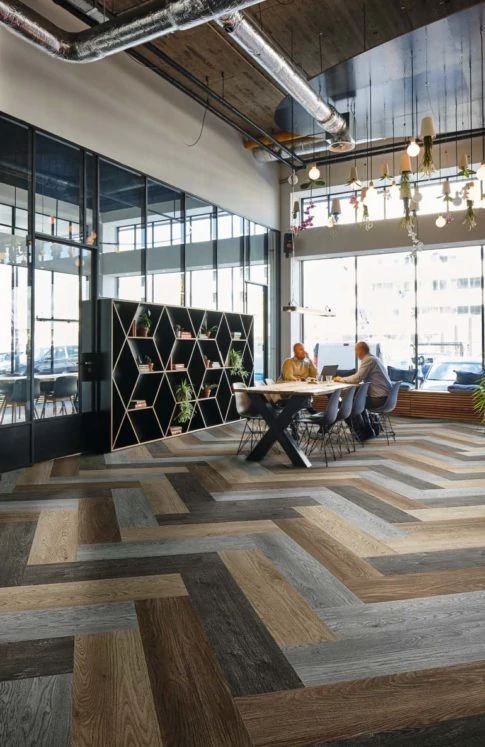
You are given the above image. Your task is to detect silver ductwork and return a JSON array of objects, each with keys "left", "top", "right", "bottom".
[
  {"left": 253, "top": 134, "right": 330, "bottom": 162},
  {"left": 219, "top": 11, "right": 354, "bottom": 150},
  {"left": 0, "top": 0, "right": 267, "bottom": 62}
]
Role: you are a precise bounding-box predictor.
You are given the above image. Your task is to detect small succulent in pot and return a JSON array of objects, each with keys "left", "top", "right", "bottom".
[{"left": 137, "top": 310, "right": 151, "bottom": 337}]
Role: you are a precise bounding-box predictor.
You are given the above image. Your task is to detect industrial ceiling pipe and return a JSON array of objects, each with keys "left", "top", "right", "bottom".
[
  {"left": 0, "top": 0, "right": 268, "bottom": 62},
  {"left": 218, "top": 11, "right": 354, "bottom": 152}
]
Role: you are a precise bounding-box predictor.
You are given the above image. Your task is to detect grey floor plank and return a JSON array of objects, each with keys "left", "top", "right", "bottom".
[
  {"left": 111, "top": 487, "right": 158, "bottom": 529},
  {"left": 0, "top": 602, "right": 137, "bottom": 643},
  {"left": 0, "top": 499, "right": 78, "bottom": 512},
  {"left": 0, "top": 674, "right": 71, "bottom": 747},
  {"left": 371, "top": 546, "right": 485, "bottom": 575},
  {"left": 285, "top": 616, "right": 485, "bottom": 686},
  {"left": 77, "top": 534, "right": 258, "bottom": 561},
  {"left": 254, "top": 532, "right": 363, "bottom": 609},
  {"left": 0, "top": 638, "right": 73, "bottom": 681},
  {"left": 0, "top": 468, "right": 23, "bottom": 493},
  {"left": 317, "top": 590, "right": 485, "bottom": 639},
  {"left": 329, "top": 484, "right": 416, "bottom": 524},
  {"left": 310, "top": 488, "right": 406, "bottom": 539}
]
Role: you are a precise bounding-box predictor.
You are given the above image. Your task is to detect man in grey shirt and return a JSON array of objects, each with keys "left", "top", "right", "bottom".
[{"left": 335, "top": 341, "right": 391, "bottom": 409}]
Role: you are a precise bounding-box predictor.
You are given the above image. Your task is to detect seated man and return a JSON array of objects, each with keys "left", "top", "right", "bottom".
[
  {"left": 278, "top": 342, "right": 317, "bottom": 382},
  {"left": 334, "top": 340, "right": 391, "bottom": 439}
]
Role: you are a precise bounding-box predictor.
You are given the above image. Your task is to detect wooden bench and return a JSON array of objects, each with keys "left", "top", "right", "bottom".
[{"left": 394, "top": 389, "right": 480, "bottom": 423}]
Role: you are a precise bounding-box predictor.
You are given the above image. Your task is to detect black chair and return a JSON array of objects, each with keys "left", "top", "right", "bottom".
[
  {"left": 233, "top": 382, "right": 267, "bottom": 455},
  {"left": 41, "top": 375, "right": 78, "bottom": 417},
  {"left": 332, "top": 385, "right": 357, "bottom": 456},
  {"left": 348, "top": 381, "right": 370, "bottom": 448},
  {"left": 368, "top": 381, "right": 401, "bottom": 444},
  {"left": 300, "top": 388, "right": 342, "bottom": 466},
  {"left": 0, "top": 378, "right": 41, "bottom": 423}
]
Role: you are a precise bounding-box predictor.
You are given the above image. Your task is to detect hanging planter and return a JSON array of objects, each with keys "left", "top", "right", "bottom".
[
  {"left": 462, "top": 182, "right": 478, "bottom": 230},
  {"left": 419, "top": 116, "right": 436, "bottom": 176},
  {"left": 346, "top": 166, "right": 361, "bottom": 189},
  {"left": 379, "top": 163, "right": 392, "bottom": 181},
  {"left": 457, "top": 152, "right": 476, "bottom": 178},
  {"left": 291, "top": 200, "right": 299, "bottom": 221},
  {"left": 330, "top": 198, "right": 341, "bottom": 223}
]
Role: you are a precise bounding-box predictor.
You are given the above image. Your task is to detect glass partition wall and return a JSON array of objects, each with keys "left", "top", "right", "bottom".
[
  {"left": 303, "top": 246, "right": 485, "bottom": 383},
  {"left": 0, "top": 112, "right": 276, "bottom": 443}
]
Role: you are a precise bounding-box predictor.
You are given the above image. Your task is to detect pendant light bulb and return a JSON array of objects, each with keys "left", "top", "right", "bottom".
[
  {"left": 477, "top": 161, "right": 485, "bottom": 181},
  {"left": 288, "top": 171, "right": 299, "bottom": 186},
  {"left": 308, "top": 164, "right": 321, "bottom": 181},
  {"left": 435, "top": 214, "right": 447, "bottom": 228},
  {"left": 407, "top": 139, "right": 420, "bottom": 158}
]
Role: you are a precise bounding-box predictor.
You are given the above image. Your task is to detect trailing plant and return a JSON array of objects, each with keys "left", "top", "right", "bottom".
[
  {"left": 473, "top": 376, "right": 485, "bottom": 422},
  {"left": 227, "top": 348, "right": 248, "bottom": 380},
  {"left": 462, "top": 200, "right": 477, "bottom": 231},
  {"left": 138, "top": 310, "right": 151, "bottom": 330},
  {"left": 174, "top": 379, "right": 194, "bottom": 424},
  {"left": 201, "top": 324, "right": 217, "bottom": 337}
]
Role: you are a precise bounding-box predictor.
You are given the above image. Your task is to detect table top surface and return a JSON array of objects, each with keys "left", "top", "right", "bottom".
[{"left": 246, "top": 381, "right": 351, "bottom": 396}]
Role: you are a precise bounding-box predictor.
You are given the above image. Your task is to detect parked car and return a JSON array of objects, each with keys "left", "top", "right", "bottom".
[
  {"left": 421, "top": 360, "right": 483, "bottom": 391},
  {"left": 0, "top": 351, "right": 27, "bottom": 374},
  {"left": 33, "top": 346, "right": 78, "bottom": 374}
]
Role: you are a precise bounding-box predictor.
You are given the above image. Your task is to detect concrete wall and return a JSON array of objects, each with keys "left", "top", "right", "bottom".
[{"left": 0, "top": 0, "right": 280, "bottom": 228}]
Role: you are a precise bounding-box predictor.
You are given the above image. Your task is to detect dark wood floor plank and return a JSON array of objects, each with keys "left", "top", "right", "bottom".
[
  {"left": 236, "top": 660, "right": 485, "bottom": 746},
  {"left": 321, "top": 712, "right": 485, "bottom": 746},
  {"left": 23, "top": 552, "right": 218, "bottom": 585},
  {"left": 183, "top": 554, "right": 303, "bottom": 696},
  {"left": 189, "top": 462, "right": 232, "bottom": 492},
  {"left": 0, "top": 637, "right": 74, "bottom": 681},
  {"left": 330, "top": 485, "right": 417, "bottom": 524},
  {"left": 78, "top": 496, "right": 121, "bottom": 544},
  {"left": 156, "top": 495, "right": 318, "bottom": 525},
  {"left": 0, "top": 521, "right": 37, "bottom": 586},
  {"left": 167, "top": 472, "right": 216, "bottom": 507},
  {"left": 0, "top": 674, "right": 71, "bottom": 747},
  {"left": 136, "top": 596, "right": 253, "bottom": 746}
]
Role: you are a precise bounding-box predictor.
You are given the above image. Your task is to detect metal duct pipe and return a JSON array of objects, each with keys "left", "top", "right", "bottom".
[
  {"left": 219, "top": 11, "right": 354, "bottom": 148},
  {"left": 0, "top": 0, "right": 267, "bottom": 62},
  {"left": 253, "top": 134, "right": 331, "bottom": 162}
]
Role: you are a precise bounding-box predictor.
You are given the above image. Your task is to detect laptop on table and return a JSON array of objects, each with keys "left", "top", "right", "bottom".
[{"left": 320, "top": 364, "right": 339, "bottom": 379}]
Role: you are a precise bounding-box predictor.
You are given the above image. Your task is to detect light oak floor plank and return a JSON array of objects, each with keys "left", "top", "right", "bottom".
[
  {"left": 28, "top": 509, "right": 78, "bottom": 566},
  {"left": 120, "top": 519, "right": 279, "bottom": 542},
  {"left": 139, "top": 478, "right": 189, "bottom": 514}
]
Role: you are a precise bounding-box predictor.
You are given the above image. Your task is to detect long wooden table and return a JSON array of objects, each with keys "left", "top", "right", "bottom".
[{"left": 245, "top": 381, "right": 348, "bottom": 468}]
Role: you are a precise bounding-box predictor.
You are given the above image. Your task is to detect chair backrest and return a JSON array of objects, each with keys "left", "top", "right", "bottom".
[
  {"left": 264, "top": 378, "right": 275, "bottom": 385},
  {"left": 351, "top": 381, "right": 370, "bottom": 417},
  {"left": 382, "top": 381, "right": 401, "bottom": 413},
  {"left": 336, "top": 385, "right": 357, "bottom": 421},
  {"left": 387, "top": 366, "right": 416, "bottom": 384},
  {"left": 232, "top": 382, "right": 252, "bottom": 417},
  {"left": 321, "top": 388, "right": 342, "bottom": 428},
  {"left": 53, "top": 376, "right": 78, "bottom": 398}
]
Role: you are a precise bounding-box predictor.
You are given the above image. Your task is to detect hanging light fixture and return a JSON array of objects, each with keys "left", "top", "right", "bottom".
[
  {"left": 347, "top": 166, "right": 361, "bottom": 189},
  {"left": 308, "top": 163, "right": 321, "bottom": 180},
  {"left": 407, "top": 139, "right": 420, "bottom": 158},
  {"left": 435, "top": 214, "right": 447, "bottom": 228},
  {"left": 288, "top": 170, "right": 299, "bottom": 186},
  {"left": 406, "top": 49, "right": 420, "bottom": 158}
]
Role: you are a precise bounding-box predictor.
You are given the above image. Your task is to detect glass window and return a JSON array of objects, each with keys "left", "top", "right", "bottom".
[
  {"left": 357, "top": 253, "right": 415, "bottom": 372},
  {"left": 147, "top": 180, "right": 184, "bottom": 306},
  {"left": 248, "top": 221, "right": 268, "bottom": 283},
  {"left": 417, "top": 247, "right": 483, "bottom": 367},
  {"left": 303, "top": 257, "right": 356, "bottom": 368},
  {"left": 186, "top": 197, "right": 216, "bottom": 308},
  {"left": 217, "top": 209, "right": 243, "bottom": 312},
  {"left": 98, "top": 160, "right": 144, "bottom": 299},
  {"left": 0, "top": 117, "right": 30, "bottom": 425},
  {"left": 34, "top": 240, "right": 80, "bottom": 419},
  {"left": 35, "top": 134, "right": 81, "bottom": 242}
]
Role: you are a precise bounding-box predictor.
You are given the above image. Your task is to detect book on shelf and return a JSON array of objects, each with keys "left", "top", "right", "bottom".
[
  {"left": 171, "top": 363, "right": 186, "bottom": 370},
  {"left": 131, "top": 320, "right": 137, "bottom": 336},
  {"left": 130, "top": 399, "right": 147, "bottom": 409},
  {"left": 138, "top": 364, "right": 150, "bottom": 372},
  {"left": 180, "top": 332, "right": 193, "bottom": 339}
]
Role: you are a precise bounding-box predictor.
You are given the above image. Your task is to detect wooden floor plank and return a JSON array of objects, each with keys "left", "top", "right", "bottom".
[
  {"left": 15, "top": 461, "right": 53, "bottom": 486},
  {"left": 139, "top": 477, "right": 189, "bottom": 514},
  {"left": 28, "top": 509, "right": 78, "bottom": 566},
  {"left": 0, "top": 637, "right": 74, "bottom": 681},
  {"left": 296, "top": 505, "right": 396, "bottom": 557},
  {"left": 276, "top": 518, "right": 382, "bottom": 587},
  {"left": 235, "top": 660, "right": 485, "bottom": 746},
  {"left": 182, "top": 554, "right": 303, "bottom": 696},
  {"left": 136, "top": 597, "right": 253, "bottom": 746},
  {"left": 78, "top": 497, "right": 120, "bottom": 545},
  {"left": 0, "top": 674, "right": 71, "bottom": 747},
  {"left": 220, "top": 549, "right": 336, "bottom": 646},
  {"left": 0, "top": 521, "right": 37, "bottom": 586},
  {"left": 120, "top": 519, "right": 279, "bottom": 542},
  {"left": 353, "top": 566, "right": 485, "bottom": 602},
  {"left": 0, "top": 574, "right": 187, "bottom": 612},
  {"left": 72, "top": 629, "right": 163, "bottom": 747}
]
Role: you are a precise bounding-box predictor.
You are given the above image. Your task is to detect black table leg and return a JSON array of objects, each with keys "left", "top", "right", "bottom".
[{"left": 245, "top": 393, "right": 312, "bottom": 468}]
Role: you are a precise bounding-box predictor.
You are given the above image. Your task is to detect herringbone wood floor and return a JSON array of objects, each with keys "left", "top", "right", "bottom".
[{"left": 1, "top": 417, "right": 485, "bottom": 745}]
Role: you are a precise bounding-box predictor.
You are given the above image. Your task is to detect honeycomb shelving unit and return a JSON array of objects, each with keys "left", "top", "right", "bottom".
[{"left": 97, "top": 299, "right": 254, "bottom": 451}]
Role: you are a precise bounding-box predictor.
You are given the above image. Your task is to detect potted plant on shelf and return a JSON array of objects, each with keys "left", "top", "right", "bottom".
[
  {"left": 174, "top": 324, "right": 182, "bottom": 339},
  {"left": 200, "top": 324, "right": 217, "bottom": 339},
  {"left": 174, "top": 379, "right": 194, "bottom": 427},
  {"left": 137, "top": 310, "right": 152, "bottom": 337},
  {"left": 144, "top": 355, "right": 154, "bottom": 372},
  {"left": 201, "top": 383, "right": 217, "bottom": 398},
  {"left": 227, "top": 348, "right": 248, "bottom": 380}
]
